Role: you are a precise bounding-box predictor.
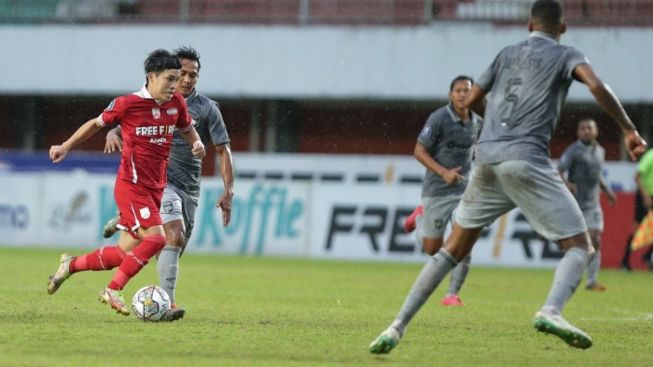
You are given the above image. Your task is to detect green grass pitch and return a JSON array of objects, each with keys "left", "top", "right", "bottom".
[{"left": 0, "top": 247, "right": 651, "bottom": 366}]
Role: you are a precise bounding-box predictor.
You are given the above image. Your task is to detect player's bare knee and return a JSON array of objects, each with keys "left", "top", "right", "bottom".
[
  {"left": 163, "top": 222, "right": 186, "bottom": 248},
  {"left": 444, "top": 225, "right": 481, "bottom": 261},
  {"left": 558, "top": 232, "right": 594, "bottom": 254},
  {"left": 422, "top": 238, "right": 443, "bottom": 256},
  {"left": 166, "top": 230, "right": 186, "bottom": 248},
  {"left": 589, "top": 230, "right": 601, "bottom": 250}
]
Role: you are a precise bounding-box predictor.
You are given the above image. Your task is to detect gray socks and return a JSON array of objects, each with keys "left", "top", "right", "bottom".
[
  {"left": 391, "top": 249, "right": 458, "bottom": 335},
  {"left": 447, "top": 255, "right": 471, "bottom": 296},
  {"left": 587, "top": 250, "right": 601, "bottom": 285},
  {"left": 543, "top": 247, "right": 590, "bottom": 314},
  {"left": 157, "top": 246, "right": 181, "bottom": 304}
]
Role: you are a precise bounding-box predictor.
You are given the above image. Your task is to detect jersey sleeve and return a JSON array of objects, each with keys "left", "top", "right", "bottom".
[
  {"left": 175, "top": 95, "right": 193, "bottom": 133},
  {"left": 558, "top": 144, "right": 576, "bottom": 172},
  {"left": 97, "top": 97, "right": 127, "bottom": 127},
  {"left": 417, "top": 112, "right": 441, "bottom": 149},
  {"left": 563, "top": 47, "right": 590, "bottom": 81},
  {"left": 207, "top": 101, "right": 231, "bottom": 146},
  {"left": 476, "top": 52, "right": 501, "bottom": 92}
]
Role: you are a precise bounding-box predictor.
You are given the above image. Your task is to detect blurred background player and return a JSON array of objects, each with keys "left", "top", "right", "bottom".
[
  {"left": 621, "top": 148, "right": 653, "bottom": 270},
  {"left": 558, "top": 118, "right": 616, "bottom": 290},
  {"left": 47, "top": 49, "right": 206, "bottom": 316},
  {"left": 103, "top": 46, "right": 234, "bottom": 320},
  {"left": 370, "top": 0, "right": 647, "bottom": 353},
  {"left": 403, "top": 75, "right": 482, "bottom": 306}
]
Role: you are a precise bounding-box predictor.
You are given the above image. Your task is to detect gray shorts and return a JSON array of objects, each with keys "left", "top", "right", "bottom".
[
  {"left": 456, "top": 161, "right": 587, "bottom": 241},
  {"left": 160, "top": 184, "right": 199, "bottom": 241},
  {"left": 420, "top": 194, "right": 461, "bottom": 239},
  {"left": 582, "top": 207, "right": 604, "bottom": 232}
]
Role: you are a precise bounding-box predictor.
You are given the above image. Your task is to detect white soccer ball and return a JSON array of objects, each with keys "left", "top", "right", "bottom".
[{"left": 131, "top": 285, "right": 171, "bottom": 321}]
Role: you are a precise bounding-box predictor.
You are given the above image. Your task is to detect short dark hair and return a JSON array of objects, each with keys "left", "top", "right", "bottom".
[
  {"left": 143, "top": 49, "right": 181, "bottom": 74},
  {"left": 450, "top": 75, "right": 473, "bottom": 91},
  {"left": 531, "top": 0, "right": 563, "bottom": 27},
  {"left": 174, "top": 45, "right": 201, "bottom": 71}
]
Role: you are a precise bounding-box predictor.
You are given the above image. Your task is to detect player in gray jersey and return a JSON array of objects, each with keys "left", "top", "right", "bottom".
[
  {"left": 404, "top": 75, "right": 481, "bottom": 307},
  {"left": 558, "top": 118, "right": 616, "bottom": 291},
  {"left": 103, "top": 46, "right": 234, "bottom": 321},
  {"left": 370, "top": 0, "right": 646, "bottom": 353}
]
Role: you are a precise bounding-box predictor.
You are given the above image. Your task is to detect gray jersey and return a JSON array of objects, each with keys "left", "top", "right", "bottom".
[
  {"left": 418, "top": 103, "right": 481, "bottom": 197},
  {"left": 558, "top": 140, "right": 605, "bottom": 210},
  {"left": 475, "top": 32, "right": 589, "bottom": 165},
  {"left": 167, "top": 89, "right": 230, "bottom": 197}
]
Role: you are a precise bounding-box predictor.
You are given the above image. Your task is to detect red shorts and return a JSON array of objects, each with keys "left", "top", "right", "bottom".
[{"left": 114, "top": 179, "right": 163, "bottom": 235}]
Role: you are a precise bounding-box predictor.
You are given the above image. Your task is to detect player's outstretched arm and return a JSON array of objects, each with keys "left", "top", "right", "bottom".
[
  {"left": 50, "top": 117, "right": 102, "bottom": 164},
  {"left": 180, "top": 126, "right": 206, "bottom": 158},
  {"left": 573, "top": 64, "right": 647, "bottom": 160},
  {"left": 215, "top": 143, "right": 234, "bottom": 227}
]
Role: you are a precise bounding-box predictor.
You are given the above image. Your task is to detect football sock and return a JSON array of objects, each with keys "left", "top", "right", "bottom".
[
  {"left": 391, "top": 248, "right": 457, "bottom": 335},
  {"left": 157, "top": 245, "right": 181, "bottom": 304},
  {"left": 587, "top": 250, "right": 601, "bottom": 285},
  {"left": 69, "top": 246, "right": 125, "bottom": 273},
  {"left": 542, "top": 247, "right": 589, "bottom": 314},
  {"left": 447, "top": 254, "right": 471, "bottom": 296},
  {"left": 108, "top": 234, "right": 166, "bottom": 291}
]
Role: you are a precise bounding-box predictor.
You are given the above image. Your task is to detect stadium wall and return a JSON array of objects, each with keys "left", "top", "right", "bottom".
[
  {"left": 1, "top": 153, "right": 649, "bottom": 269},
  {"left": 1, "top": 23, "right": 652, "bottom": 102}
]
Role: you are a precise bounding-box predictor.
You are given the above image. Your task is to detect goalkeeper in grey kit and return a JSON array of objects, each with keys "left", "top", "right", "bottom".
[{"left": 103, "top": 46, "right": 234, "bottom": 321}]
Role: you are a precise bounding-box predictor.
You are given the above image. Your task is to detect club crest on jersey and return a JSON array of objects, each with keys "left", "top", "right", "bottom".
[
  {"left": 139, "top": 207, "right": 151, "bottom": 220},
  {"left": 152, "top": 108, "right": 161, "bottom": 119},
  {"left": 166, "top": 108, "right": 178, "bottom": 115}
]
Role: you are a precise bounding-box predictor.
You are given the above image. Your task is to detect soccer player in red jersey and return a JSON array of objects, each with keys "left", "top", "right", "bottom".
[{"left": 47, "top": 49, "right": 206, "bottom": 316}]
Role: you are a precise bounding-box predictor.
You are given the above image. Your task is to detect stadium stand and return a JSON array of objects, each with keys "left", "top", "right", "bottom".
[{"left": 2, "top": 0, "right": 652, "bottom": 26}]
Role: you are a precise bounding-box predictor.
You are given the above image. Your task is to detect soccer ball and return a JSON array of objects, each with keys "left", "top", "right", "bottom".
[{"left": 131, "top": 285, "right": 171, "bottom": 321}]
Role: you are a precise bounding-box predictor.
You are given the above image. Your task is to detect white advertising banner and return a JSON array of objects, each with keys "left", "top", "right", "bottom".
[
  {"left": 41, "top": 172, "right": 115, "bottom": 247},
  {"left": 309, "top": 184, "right": 567, "bottom": 267},
  {"left": 188, "top": 180, "right": 311, "bottom": 257},
  {"left": 0, "top": 174, "right": 41, "bottom": 245},
  {"left": 0, "top": 154, "right": 640, "bottom": 269}
]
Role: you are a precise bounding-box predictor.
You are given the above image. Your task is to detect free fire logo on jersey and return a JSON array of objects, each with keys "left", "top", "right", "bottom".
[{"left": 135, "top": 125, "right": 176, "bottom": 145}]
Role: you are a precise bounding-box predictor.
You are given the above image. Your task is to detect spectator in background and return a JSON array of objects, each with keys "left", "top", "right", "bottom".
[{"left": 558, "top": 118, "right": 616, "bottom": 290}]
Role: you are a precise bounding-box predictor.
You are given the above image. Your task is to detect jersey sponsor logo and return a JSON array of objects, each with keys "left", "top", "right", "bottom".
[
  {"left": 166, "top": 108, "right": 178, "bottom": 115},
  {"left": 149, "top": 137, "right": 168, "bottom": 145},
  {"left": 135, "top": 125, "right": 176, "bottom": 137},
  {"left": 139, "top": 207, "right": 151, "bottom": 220},
  {"left": 446, "top": 140, "right": 473, "bottom": 149},
  {"left": 152, "top": 108, "right": 161, "bottom": 119}
]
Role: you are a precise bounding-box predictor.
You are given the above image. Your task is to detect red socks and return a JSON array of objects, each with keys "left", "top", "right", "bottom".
[
  {"left": 69, "top": 246, "right": 126, "bottom": 273},
  {"left": 108, "top": 234, "right": 166, "bottom": 291}
]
